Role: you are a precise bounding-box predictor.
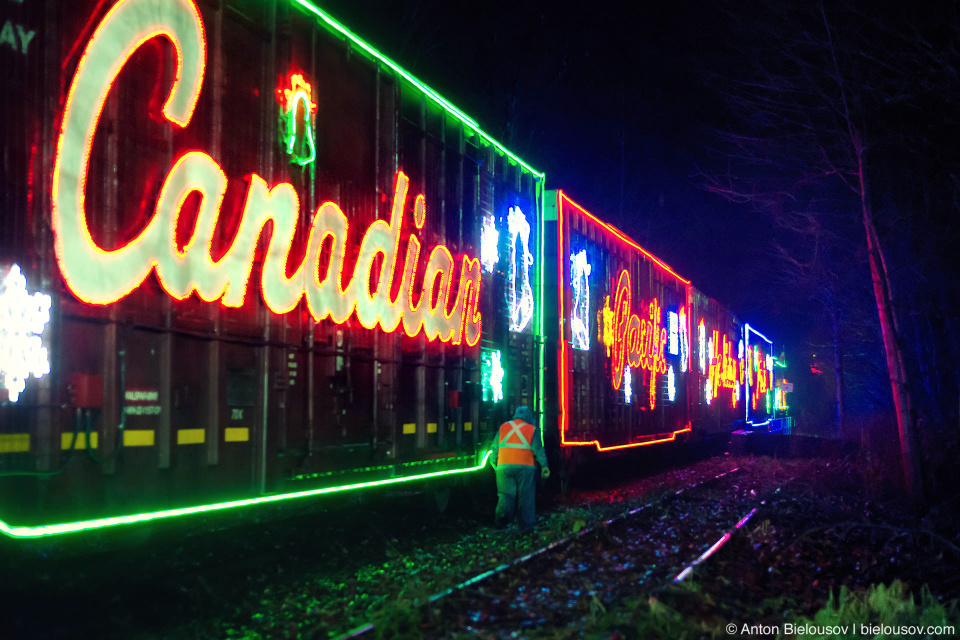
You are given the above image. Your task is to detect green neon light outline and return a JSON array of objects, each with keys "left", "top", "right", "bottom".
[
  {"left": 288, "top": 0, "right": 544, "bottom": 180},
  {"left": 282, "top": 89, "right": 316, "bottom": 166},
  {"left": 291, "top": 453, "right": 474, "bottom": 481},
  {"left": 537, "top": 181, "right": 545, "bottom": 442},
  {"left": 6, "top": 0, "right": 538, "bottom": 540},
  {"left": 0, "top": 451, "right": 491, "bottom": 539}
]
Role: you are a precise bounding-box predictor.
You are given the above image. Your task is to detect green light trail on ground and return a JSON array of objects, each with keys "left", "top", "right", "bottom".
[{"left": 0, "top": 452, "right": 491, "bottom": 539}]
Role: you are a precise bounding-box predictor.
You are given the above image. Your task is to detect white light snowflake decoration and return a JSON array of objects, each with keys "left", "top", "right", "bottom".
[
  {"left": 623, "top": 366, "right": 632, "bottom": 404},
  {"left": 667, "top": 365, "right": 676, "bottom": 402},
  {"left": 480, "top": 213, "right": 499, "bottom": 273},
  {"left": 507, "top": 206, "right": 534, "bottom": 333},
  {"left": 668, "top": 311, "right": 679, "bottom": 356},
  {"left": 569, "top": 250, "right": 591, "bottom": 351},
  {"left": 1, "top": 265, "right": 52, "bottom": 402}
]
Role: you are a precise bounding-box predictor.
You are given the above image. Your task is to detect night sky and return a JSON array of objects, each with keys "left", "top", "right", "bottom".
[
  {"left": 314, "top": 0, "right": 769, "bottom": 319},
  {"left": 298, "top": 0, "right": 960, "bottom": 426}
]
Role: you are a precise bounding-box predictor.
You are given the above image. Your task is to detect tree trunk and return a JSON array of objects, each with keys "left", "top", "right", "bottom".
[
  {"left": 831, "top": 308, "right": 845, "bottom": 438},
  {"left": 858, "top": 158, "right": 924, "bottom": 503}
]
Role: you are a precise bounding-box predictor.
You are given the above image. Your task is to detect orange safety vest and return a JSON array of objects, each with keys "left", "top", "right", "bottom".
[{"left": 497, "top": 419, "right": 536, "bottom": 466}]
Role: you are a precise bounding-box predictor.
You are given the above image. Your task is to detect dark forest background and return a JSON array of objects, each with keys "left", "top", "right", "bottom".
[{"left": 285, "top": 0, "right": 960, "bottom": 495}]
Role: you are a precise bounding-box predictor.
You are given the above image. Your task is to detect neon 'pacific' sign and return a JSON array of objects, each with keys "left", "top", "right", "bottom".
[
  {"left": 604, "top": 270, "right": 667, "bottom": 393},
  {"left": 51, "top": 0, "right": 481, "bottom": 346}
]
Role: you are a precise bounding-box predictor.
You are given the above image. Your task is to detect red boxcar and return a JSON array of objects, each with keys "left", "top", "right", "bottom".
[
  {"left": 545, "top": 191, "right": 752, "bottom": 473},
  {"left": 0, "top": 0, "right": 546, "bottom": 538}
]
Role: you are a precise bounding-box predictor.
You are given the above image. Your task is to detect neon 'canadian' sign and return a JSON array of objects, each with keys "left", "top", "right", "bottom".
[
  {"left": 51, "top": 0, "right": 481, "bottom": 346},
  {"left": 602, "top": 270, "right": 667, "bottom": 392}
]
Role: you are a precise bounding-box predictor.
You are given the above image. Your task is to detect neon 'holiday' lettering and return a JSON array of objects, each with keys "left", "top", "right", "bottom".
[
  {"left": 51, "top": 0, "right": 481, "bottom": 346},
  {"left": 707, "top": 330, "right": 739, "bottom": 407}
]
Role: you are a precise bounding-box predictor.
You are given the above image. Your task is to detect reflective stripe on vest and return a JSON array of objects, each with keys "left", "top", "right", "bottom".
[{"left": 497, "top": 419, "right": 535, "bottom": 466}]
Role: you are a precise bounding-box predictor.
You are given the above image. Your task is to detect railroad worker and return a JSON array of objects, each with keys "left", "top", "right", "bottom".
[{"left": 489, "top": 406, "right": 550, "bottom": 532}]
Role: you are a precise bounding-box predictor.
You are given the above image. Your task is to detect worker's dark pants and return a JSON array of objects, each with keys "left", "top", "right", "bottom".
[{"left": 495, "top": 465, "right": 536, "bottom": 530}]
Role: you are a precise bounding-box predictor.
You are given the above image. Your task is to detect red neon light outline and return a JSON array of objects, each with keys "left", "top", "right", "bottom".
[
  {"left": 563, "top": 423, "right": 693, "bottom": 453},
  {"left": 557, "top": 192, "right": 690, "bottom": 285},
  {"left": 52, "top": 0, "right": 482, "bottom": 348},
  {"left": 296, "top": 171, "right": 481, "bottom": 345},
  {"left": 52, "top": 0, "right": 206, "bottom": 305},
  {"left": 556, "top": 191, "right": 691, "bottom": 452},
  {"left": 153, "top": 150, "right": 228, "bottom": 302}
]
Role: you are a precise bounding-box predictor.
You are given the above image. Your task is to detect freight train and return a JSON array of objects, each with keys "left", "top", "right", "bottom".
[{"left": 0, "top": 0, "right": 788, "bottom": 539}]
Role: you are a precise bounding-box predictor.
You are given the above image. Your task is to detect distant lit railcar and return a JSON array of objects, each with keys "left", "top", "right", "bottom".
[
  {"left": 545, "top": 191, "right": 773, "bottom": 473},
  {"left": 0, "top": 0, "right": 546, "bottom": 537},
  {"left": 688, "top": 289, "right": 745, "bottom": 434},
  {"left": 545, "top": 191, "right": 693, "bottom": 466},
  {"left": 743, "top": 324, "right": 776, "bottom": 427}
]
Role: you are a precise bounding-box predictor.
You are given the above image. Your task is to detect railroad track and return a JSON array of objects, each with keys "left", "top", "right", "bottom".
[{"left": 336, "top": 461, "right": 770, "bottom": 639}]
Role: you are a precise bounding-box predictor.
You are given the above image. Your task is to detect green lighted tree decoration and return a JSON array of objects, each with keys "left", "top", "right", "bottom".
[
  {"left": 481, "top": 349, "right": 504, "bottom": 402},
  {"left": 277, "top": 73, "right": 317, "bottom": 166}
]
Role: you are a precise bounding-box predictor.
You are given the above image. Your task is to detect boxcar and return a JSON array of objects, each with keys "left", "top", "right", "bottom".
[
  {"left": 545, "top": 191, "right": 764, "bottom": 472},
  {"left": 743, "top": 324, "right": 776, "bottom": 427},
  {"left": 0, "top": 0, "right": 546, "bottom": 537}
]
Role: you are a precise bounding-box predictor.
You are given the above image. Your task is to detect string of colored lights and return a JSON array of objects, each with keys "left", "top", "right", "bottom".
[{"left": 0, "top": 452, "right": 492, "bottom": 538}]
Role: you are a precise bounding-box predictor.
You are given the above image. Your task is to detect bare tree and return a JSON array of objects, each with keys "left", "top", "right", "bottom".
[{"left": 699, "top": 0, "right": 960, "bottom": 502}]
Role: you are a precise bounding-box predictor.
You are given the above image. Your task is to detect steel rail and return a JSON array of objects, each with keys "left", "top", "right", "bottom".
[
  {"left": 670, "top": 480, "right": 796, "bottom": 584},
  {"left": 334, "top": 462, "right": 752, "bottom": 640}
]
